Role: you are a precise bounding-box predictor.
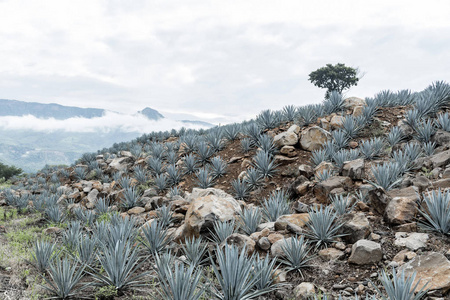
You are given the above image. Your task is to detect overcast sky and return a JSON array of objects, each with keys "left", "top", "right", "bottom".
[{"left": 0, "top": 0, "right": 449, "bottom": 124}]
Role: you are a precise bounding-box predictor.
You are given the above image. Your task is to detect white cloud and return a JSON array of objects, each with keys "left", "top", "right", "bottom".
[{"left": 0, "top": 112, "right": 208, "bottom": 133}]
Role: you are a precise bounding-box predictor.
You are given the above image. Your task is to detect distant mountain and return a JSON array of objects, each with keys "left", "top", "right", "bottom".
[
  {"left": 0, "top": 99, "right": 215, "bottom": 172},
  {"left": 0, "top": 99, "right": 105, "bottom": 119},
  {"left": 138, "top": 107, "right": 164, "bottom": 120}
]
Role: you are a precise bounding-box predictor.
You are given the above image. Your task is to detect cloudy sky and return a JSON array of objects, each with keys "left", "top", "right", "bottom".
[{"left": 0, "top": 0, "right": 449, "bottom": 124}]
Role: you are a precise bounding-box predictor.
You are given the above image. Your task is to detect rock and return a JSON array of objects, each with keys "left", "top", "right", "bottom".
[
  {"left": 221, "top": 233, "right": 256, "bottom": 255},
  {"left": 393, "top": 249, "right": 417, "bottom": 265},
  {"left": 273, "top": 131, "right": 298, "bottom": 147},
  {"left": 143, "top": 188, "right": 158, "bottom": 198},
  {"left": 368, "top": 187, "right": 391, "bottom": 215},
  {"left": 330, "top": 115, "right": 344, "bottom": 129},
  {"left": 400, "top": 252, "right": 450, "bottom": 292},
  {"left": 43, "top": 227, "right": 63, "bottom": 235},
  {"left": 267, "top": 233, "right": 284, "bottom": 244},
  {"left": 270, "top": 237, "right": 296, "bottom": 257},
  {"left": 300, "top": 126, "right": 331, "bottom": 152},
  {"left": 340, "top": 213, "right": 371, "bottom": 244},
  {"left": 280, "top": 145, "right": 296, "bottom": 157},
  {"left": 298, "top": 164, "right": 314, "bottom": 178},
  {"left": 257, "top": 237, "right": 271, "bottom": 251},
  {"left": 314, "top": 176, "right": 353, "bottom": 203},
  {"left": 274, "top": 214, "right": 309, "bottom": 231},
  {"left": 394, "top": 232, "right": 429, "bottom": 250},
  {"left": 433, "top": 178, "right": 450, "bottom": 189},
  {"left": 385, "top": 197, "right": 417, "bottom": 225},
  {"left": 320, "top": 118, "right": 331, "bottom": 131},
  {"left": 294, "top": 282, "right": 316, "bottom": 299},
  {"left": 314, "top": 161, "right": 335, "bottom": 178},
  {"left": 184, "top": 188, "right": 241, "bottom": 238},
  {"left": 348, "top": 240, "right": 382, "bottom": 265},
  {"left": 352, "top": 106, "right": 364, "bottom": 117},
  {"left": 257, "top": 222, "right": 275, "bottom": 232},
  {"left": 433, "top": 129, "right": 450, "bottom": 146},
  {"left": 128, "top": 207, "right": 145, "bottom": 215},
  {"left": 430, "top": 149, "right": 450, "bottom": 168},
  {"left": 318, "top": 248, "right": 345, "bottom": 261},
  {"left": 412, "top": 176, "right": 431, "bottom": 193},
  {"left": 85, "top": 189, "right": 99, "bottom": 209},
  {"left": 109, "top": 156, "right": 133, "bottom": 172},
  {"left": 342, "top": 158, "right": 365, "bottom": 180},
  {"left": 295, "top": 181, "right": 310, "bottom": 196},
  {"left": 343, "top": 97, "right": 365, "bottom": 109},
  {"left": 288, "top": 124, "right": 301, "bottom": 134},
  {"left": 387, "top": 186, "right": 419, "bottom": 202},
  {"left": 142, "top": 196, "right": 164, "bottom": 210},
  {"left": 292, "top": 201, "right": 309, "bottom": 213}
]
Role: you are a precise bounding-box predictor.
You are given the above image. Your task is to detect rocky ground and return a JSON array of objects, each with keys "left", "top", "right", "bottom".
[{"left": 0, "top": 88, "right": 450, "bottom": 300}]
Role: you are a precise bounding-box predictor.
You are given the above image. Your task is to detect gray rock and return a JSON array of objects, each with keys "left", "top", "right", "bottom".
[
  {"left": 85, "top": 189, "right": 99, "bottom": 209},
  {"left": 221, "top": 233, "right": 256, "bottom": 255},
  {"left": 109, "top": 156, "right": 133, "bottom": 172},
  {"left": 340, "top": 213, "right": 371, "bottom": 243},
  {"left": 287, "top": 124, "right": 301, "bottom": 134},
  {"left": 348, "top": 239, "right": 382, "bottom": 265},
  {"left": 257, "top": 237, "right": 271, "bottom": 251},
  {"left": 271, "top": 237, "right": 296, "bottom": 257},
  {"left": 342, "top": 158, "right": 365, "bottom": 180},
  {"left": 433, "top": 129, "right": 450, "bottom": 146},
  {"left": 273, "top": 131, "right": 298, "bottom": 147},
  {"left": 294, "top": 282, "right": 316, "bottom": 299},
  {"left": 394, "top": 232, "right": 429, "bottom": 250},
  {"left": 298, "top": 164, "right": 314, "bottom": 178},
  {"left": 430, "top": 149, "right": 450, "bottom": 168},
  {"left": 412, "top": 176, "right": 432, "bottom": 193}
]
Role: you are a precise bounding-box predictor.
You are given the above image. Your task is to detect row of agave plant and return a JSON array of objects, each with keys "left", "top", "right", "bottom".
[{"left": 4, "top": 180, "right": 446, "bottom": 299}]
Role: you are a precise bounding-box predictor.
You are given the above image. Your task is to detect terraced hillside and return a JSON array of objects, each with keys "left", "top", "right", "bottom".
[{"left": 0, "top": 81, "right": 450, "bottom": 300}]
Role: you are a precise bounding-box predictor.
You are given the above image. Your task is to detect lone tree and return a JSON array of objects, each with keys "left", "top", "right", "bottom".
[{"left": 308, "top": 63, "right": 360, "bottom": 98}]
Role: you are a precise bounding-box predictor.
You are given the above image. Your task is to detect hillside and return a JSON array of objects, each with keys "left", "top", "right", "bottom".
[{"left": 0, "top": 81, "right": 450, "bottom": 299}]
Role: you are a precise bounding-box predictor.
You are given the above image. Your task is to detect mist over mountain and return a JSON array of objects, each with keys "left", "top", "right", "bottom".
[{"left": 0, "top": 99, "right": 214, "bottom": 172}]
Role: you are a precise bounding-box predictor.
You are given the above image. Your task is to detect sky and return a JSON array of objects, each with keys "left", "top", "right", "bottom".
[{"left": 0, "top": 0, "right": 449, "bottom": 126}]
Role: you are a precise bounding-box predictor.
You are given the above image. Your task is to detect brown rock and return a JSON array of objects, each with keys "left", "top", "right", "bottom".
[
  {"left": 221, "top": 233, "right": 256, "bottom": 255},
  {"left": 280, "top": 145, "right": 296, "bottom": 157},
  {"left": 267, "top": 233, "right": 284, "bottom": 244},
  {"left": 340, "top": 213, "right": 371, "bottom": 244},
  {"left": 128, "top": 206, "right": 145, "bottom": 215},
  {"left": 300, "top": 126, "right": 331, "bottom": 152},
  {"left": 274, "top": 214, "right": 309, "bottom": 231},
  {"left": 385, "top": 197, "right": 417, "bottom": 225},
  {"left": 319, "top": 248, "right": 344, "bottom": 261},
  {"left": 314, "top": 176, "right": 353, "bottom": 203},
  {"left": 342, "top": 159, "right": 365, "bottom": 180},
  {"left": 274, "top": 131, "right": 299, "bottom": 147}
]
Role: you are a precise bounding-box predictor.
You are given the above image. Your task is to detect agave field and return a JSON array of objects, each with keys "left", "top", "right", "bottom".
[{"left": 1, "top": 81, "right": 450, "bottom": 299}]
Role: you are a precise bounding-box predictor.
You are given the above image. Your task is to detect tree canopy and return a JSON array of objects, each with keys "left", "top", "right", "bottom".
[
  {"left": 0, "top": 162, "right": 22, "bottom": 180},
  {"left": 308, "top": 63, "right": 360, "bottom": 98}
]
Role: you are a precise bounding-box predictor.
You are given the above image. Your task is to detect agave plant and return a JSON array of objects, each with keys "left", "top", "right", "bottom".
[
  {"left": 165, "top": 150, "right": 179, "bottom": 165},
  {"left": 183, "top": 153, "right": 199, "bottom": 175},
  {"left": 414, "top": 119, "right": 436, "bottom": 143},
  {"left": 298, "top": 105, "right": 318, "bottom": 126},
  {"left": 195, "top": 168, "right": 215, "bottom": 189},
  {"left": 156, "top": 205, "right": 174, "bottom": 228},
  {"left": 332, "top": 130, "right": 349, "bottom": 150},
  {"left": 89, "top": 240, "right": 148, "bottom": 291},
  {"left": 279, "top": 236, "right": 313, "bottom": 277},
  {"left": 324, "top": 91, "right": 344, "bottom": 114},
  {"left": 256, "top": 134, "right": 278, "bottom": 157},
  {"left": 371, "top": 267, "right": 428, "bottom": 300},
  {"left": 133, "top": 166, "right": 148, "bottom": 184},
  {"left": 75, "top": 235, "right": 97, "bottom": 265},
  {"left": 208, "top": 219, "right": 236, "bottom": 244},
  {"left": 238, "top": 207, "right": 262, "bottom": 235},
  {"left": 120, "top": 186, "right": 142, "bottom": 210},
  {"left": 95, "top": 197, "right": 110, "bottom": 215},
  {"left": 418, "top": 189, "right": 450, "bottom": 235},
  {"left": 147, "top": 156, "right": 165, "bottom": 176},
  {"left": 282, "top": 105, "right": 298, "bottom": 122},
  {"left": 224, "top": 124, "right": 242, "bottom": 141},
  {"left": 316, "top": 169, "right": 335, "bottom": 182},
  {"left": 211, "top": 245, "right": 274, "bottom": 300},
  {"left": 155, "top": 257, "right": 205, "bottom": 300},
  {"left": 74, "top": 167, "right": 87, "bottom": 180},
  {"left": 45, "top": 206, "right": 66, "bottom": 224},
  {"left": 31, "top": 240, "right": 57, "bottom": 273},
  {"left": 252, "top": 254, "right": 279, "bottom": 291},
  {"left": 422, "top": 141, "right": 436, "bottom": 156},
  {"left": 210, "top": 156, "right": 228, "bottom": 179},
  {"left": 436, "top": 112, "right": 450, "bottom": 131},
  {"left": 181, "top": 236, "right": 208, "bottom": 267},
  {"left": 41, "top": 258, "right": 87, "bottom": 299},
  {"left": 154, "top": 173, "right": 168, "bottom": 193},
  {"left": 261, "top": 190, "right": 290, "bottom": 222},
  {"left": 166, "top": 164, "right": 183, "bottom": 186},
  {"left": 370, "top": 162, "right": 403, "bottom": 191},
  {"left": 196, "top": 141, "right": 213, "bottom": 164},
  {"left": 252, "top": 151, "right": 278, "bottom": 179},
  {"left": 141, "top": 220, "right": 172, "bottom": 255},
  {"left": 311, "top": 149, "right": 329, "bottom": 167},
  {"left": 304, "top": 206, "right": 346, "bottom": 249},
  {"left": 62, "top": 221, "right": 82, "bottom": 250},
  {"left": 330, "top": 194, "right": 356, "bottom": 215},
  {"left": 386, "top": 126, "right": 405, "bottom": 147},
  {"left": 342, "top": 116, "right": 363, "bottom": 139},
  {"left": 243, "top": 167, "right": 263, "bottom": 190},
  {"left": 256, "top": 109, "right": 280, "bottom": 131},
  {"left": 232, "top": 178, "right": 250, "bottom": 200},
  {"left": 360, "top": 137, "right": 385, "bottom": 160}
]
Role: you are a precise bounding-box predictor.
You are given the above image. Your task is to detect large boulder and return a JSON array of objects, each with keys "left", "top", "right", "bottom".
[
  {"left": 314, "top": 176, "right": 353, "bottom": 203},
  {"left": 385, "top": 197, "right": 417, "bottom": 225},
  {"left": 184, "top": 188, "right": 241, "bottom": 238},
  {"left": 274, "top": 131, "right": 298, "bottom": 147},
  {"left": 433, "top": 129, "right": 450, "bottom": 146},
  {"left": 300, "top": 126, "right": 331, "bottom": 151},
  {"left": 348, "top": 239, "right": 382, "bottom": 265},
  {"left": 109, "top": 156, "right": 133, "bottom": 172},
  {"left": 400, "top": 252, "right": 450, "bottom": 292}
]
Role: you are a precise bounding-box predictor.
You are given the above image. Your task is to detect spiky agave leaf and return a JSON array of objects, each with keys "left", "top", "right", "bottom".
[
  {"left": 31, "top": 240, "right": 57, "bottom": 273},
  {"left": 181, "top": 236, "right": 208, "bottom": 267},
  {"left": 141, "top": 220, "right": 172, "bottom": 255},
  {"left": 238, "top": 207, "right": 262, "bottom": 235},
  {"left": 418, "top": 189, "right": 450, "bottom": 235},
  {"left": 304, "top": 206, "right": 346, "bottom": 249},
  {"left": 279, "top": 236, "right": 314, "bottom": 277},
  {"left": 261, "top": 190, "right": 290, "bottom": 222},
  {"left": 208, "top": 219, "right": 236, "bottom": 244}
]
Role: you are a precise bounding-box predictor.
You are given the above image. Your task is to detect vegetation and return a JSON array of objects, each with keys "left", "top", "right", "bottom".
[
  {"left": 308, "top": 63, "right": 360, "bottom": 98},
  {"left": 0, "top": 162, "right": 22, "bottom": 180}
]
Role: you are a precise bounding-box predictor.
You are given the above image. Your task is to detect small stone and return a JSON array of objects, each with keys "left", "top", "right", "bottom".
[
  {"left": 294, "top": 282, "right": 315, "bottom": 299},
  {"left": 128, "top": 207, "right": 145, "bottom": 215},
  {"left": 280, "top": 145, "right": 296, "bottom": 157},
  {"left": 348, "top": 239, "right": 382, "bottom": 265},
  {"left": 370, "top": 233, "right": 381, "bottom": 241},
  {"left": 257, "top": 237, "right": 271, "bottom": 251},
  {"left": 335, "top": 242, "right": 346, "bottom": 250},
  {"left": 267, "top": 233, "right": 284, "bottom": 244},
  {"left": 44, "top": 227, "right": 63, "bottom": 235},
  {"left": 319, "top": 248, "right": 345, "bottom": 261}
]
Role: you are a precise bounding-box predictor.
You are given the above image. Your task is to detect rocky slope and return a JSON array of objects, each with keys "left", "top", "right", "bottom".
[{"left": 0, "top": 82, "right": 450, "bottom": 299}]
